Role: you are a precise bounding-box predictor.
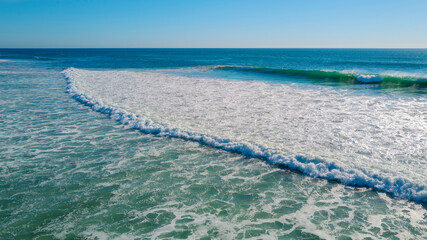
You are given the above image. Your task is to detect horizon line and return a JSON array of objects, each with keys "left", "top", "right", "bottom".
[{"left": 1, "top": 47, "right": 426, "bottom": 50}]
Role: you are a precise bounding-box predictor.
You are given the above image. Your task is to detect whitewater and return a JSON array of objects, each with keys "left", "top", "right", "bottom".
[
  {"left": 64, "top": 67, "right": 427, "bottom": 203},
  {"left": 2, "top": 48, "right": 427, "bottom": 239}
]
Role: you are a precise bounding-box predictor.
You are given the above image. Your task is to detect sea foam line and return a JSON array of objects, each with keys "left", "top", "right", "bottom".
[{"left": 63, "top": 68, "right": 426, "bottom": 203}]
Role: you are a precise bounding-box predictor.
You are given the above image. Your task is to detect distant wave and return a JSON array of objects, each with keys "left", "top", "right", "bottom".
[
  {"left": 211, "top": 65, "right": 427, "bottom": 88},
  {"left": 0, "top": 56, "right": 53, "bottom": 61},
  {"left": 33, "top": 56, "right": 54, "bottom": 61},
  {"left": 63, "top": 68, "right": 426, "bottom": 203},
  {"left": 334, "top": 60, "right": 427, "bottom": 68}
]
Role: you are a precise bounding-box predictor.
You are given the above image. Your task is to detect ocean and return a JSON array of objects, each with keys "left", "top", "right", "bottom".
[{"left": 0, "top": 48, "right": 426, "bottom": 239}]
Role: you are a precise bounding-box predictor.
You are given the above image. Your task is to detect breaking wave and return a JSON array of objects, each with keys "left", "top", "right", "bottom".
[
  {"left": 63, "top": 67, "right": 426, "bottom": 203},
  {"left": 211, "top": 65, "right": 427, "bottom": 87}
]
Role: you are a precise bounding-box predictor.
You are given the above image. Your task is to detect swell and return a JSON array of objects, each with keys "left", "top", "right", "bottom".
[
  {"left": 335, "top": 60, "right": 427, "bottom": 68},
  {"left": 63, "top": 68, "right": 426, "bottom": 204},
  {"left": 213, "top": 65, "right": 427, "bottom": 88},
  {"left": 0, "top": 55, "right": 54, "bottom": 61}
]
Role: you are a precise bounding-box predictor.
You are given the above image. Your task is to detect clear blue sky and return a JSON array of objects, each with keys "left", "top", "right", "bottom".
[{"left": 1, "top": 0, "right": 426, "bottom": 48}]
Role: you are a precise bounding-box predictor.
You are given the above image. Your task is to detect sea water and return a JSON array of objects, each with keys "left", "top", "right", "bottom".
[{"left": 0, "top": 49, "right": 426, "bottom": 239}]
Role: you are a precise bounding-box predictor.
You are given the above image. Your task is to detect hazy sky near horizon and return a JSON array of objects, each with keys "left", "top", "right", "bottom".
[{"left": 1, "top": 0, "right": 426, "bottom": 48}]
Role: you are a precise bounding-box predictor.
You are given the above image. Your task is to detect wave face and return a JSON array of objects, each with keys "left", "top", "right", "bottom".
[
  {"left": 63, "top": 68, "right": 427, "bottom": 203},
  {"left": 212, "top": 66, "right": 427, "bottom": 88}
]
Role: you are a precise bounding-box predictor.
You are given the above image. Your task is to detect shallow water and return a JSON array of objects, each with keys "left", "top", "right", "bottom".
[{"left": 1, "top": 49, "right": 426, "bottom": 239}]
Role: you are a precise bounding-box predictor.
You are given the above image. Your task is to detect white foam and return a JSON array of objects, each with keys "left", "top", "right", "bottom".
[
  {"left": 379, "top": 70, "right": 427, "bottom": 79},
  {"left": 355, "top": 74, "right": 383, "bottom": 83},
  {"left": 339, "top": 69, "right": 427, "bottom": 81},
  {"left": 63, "top": 68, "right": 427, "bottom": 202}
]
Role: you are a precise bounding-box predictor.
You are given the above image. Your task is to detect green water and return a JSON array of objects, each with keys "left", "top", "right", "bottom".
[{"left": 0, "top": 50, "right": 426, "bottom": 239}]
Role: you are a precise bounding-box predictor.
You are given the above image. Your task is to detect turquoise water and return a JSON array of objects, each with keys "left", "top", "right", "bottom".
[{"left": 0, "top": 49, "right": 426, "bottom": 239}]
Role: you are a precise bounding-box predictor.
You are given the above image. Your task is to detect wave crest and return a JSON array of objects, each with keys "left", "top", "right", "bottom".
[{"left": 210, "top": 65, "right": 427, "bottom": 87}]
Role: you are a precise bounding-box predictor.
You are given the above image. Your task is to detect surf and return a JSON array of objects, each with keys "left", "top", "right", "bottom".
[
  {"left": 209, "top": 65, "right": 427, "bottom": 88},
  {"left": 63, "top": 67, "right": 427, "bottom": 203}
]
